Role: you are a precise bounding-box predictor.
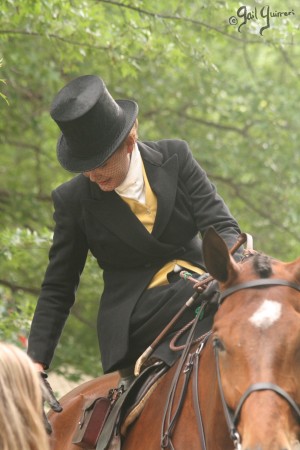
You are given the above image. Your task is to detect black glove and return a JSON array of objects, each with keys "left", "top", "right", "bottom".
[
  {"left": 40, "top": 371, "right": 63, "bottom": 434},
  {"left": 199, "top": 279, "right": 220, "bottom": 301},
  {"left": 193, "top": 278, "right": 220, "bottom": 318}
]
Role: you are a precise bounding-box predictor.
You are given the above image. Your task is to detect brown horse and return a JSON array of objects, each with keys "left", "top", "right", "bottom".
[{"left": 48, "top": 228, "right": 300, "bottom": 450}]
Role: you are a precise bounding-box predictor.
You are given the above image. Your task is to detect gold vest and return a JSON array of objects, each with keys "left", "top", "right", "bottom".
[{"left": 120, "top": 163, "right": 204, "bottom": 288}]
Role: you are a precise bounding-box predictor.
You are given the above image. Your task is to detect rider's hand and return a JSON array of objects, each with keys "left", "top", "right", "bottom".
[{"left": 35, "top": 362, "right": 45, "bottom": 372}]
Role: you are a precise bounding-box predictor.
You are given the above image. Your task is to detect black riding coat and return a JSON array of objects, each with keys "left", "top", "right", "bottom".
[{"left": 28, "top": 139, "right": 241, "bottom": 372}]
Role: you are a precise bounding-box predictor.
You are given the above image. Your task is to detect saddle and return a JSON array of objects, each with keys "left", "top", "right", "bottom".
[
  {"left": 72, "top": 361, "right": 168, "bottom": 450},
  {"left": 72, "top": 298, "right": 216, "bottom": 450}
]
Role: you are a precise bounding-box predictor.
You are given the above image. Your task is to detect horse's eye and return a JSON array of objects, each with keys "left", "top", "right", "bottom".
[{"left": 213, "top": 337, "right": 226, "bottom": 352}]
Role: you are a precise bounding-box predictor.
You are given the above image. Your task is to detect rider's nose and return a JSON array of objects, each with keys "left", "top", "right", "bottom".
[{"left": 84, "top": 169, "right": 97, "bottom": 181}]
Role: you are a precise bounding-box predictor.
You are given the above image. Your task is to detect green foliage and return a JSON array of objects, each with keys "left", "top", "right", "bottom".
[
  {"left": 0, "top": 58, "right": 9, "bottom": 104},
  {"left": 0, "top": 228, "right": 49, "bottom": 346},
  {"left": 1, "top": 0, "right": 300, "bottom": 377}
]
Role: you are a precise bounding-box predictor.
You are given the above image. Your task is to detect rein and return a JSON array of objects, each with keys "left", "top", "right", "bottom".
[
  {"left": 215, "top": 278, "right": 300, "bottom": 450},
  {"left": 160, "top": 300, "right": 210, "bottom": 450}
]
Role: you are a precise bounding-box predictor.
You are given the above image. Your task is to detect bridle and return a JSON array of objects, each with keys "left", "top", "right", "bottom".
[
  {"left": 160, "top": 278, "right": 300, "bottom": 450},
  {"left": 214, "top": 278, "right": 300, "bottom": 450},
  {"left": 161, "top": 278, "right": 300, "bottom": 450}
]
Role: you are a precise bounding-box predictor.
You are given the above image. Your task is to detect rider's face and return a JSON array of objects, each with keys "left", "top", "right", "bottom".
[{"left": 83, "top": 141, "right": 133, "bottom": 191}]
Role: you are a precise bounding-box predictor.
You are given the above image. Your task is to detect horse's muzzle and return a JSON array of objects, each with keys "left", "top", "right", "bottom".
[{"left": 242, "top": 440, "right": 300, "bottom": 450}]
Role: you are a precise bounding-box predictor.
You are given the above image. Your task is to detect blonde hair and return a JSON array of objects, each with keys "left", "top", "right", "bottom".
[
  {"left": 128, "top": 118, "right": 138, "bottom": 142},
  {"left": 119, "top": 119, "right": 139, "bottom": 150},
  {"left": 0, "top": 342, "right": 50, "bottom": 450}
]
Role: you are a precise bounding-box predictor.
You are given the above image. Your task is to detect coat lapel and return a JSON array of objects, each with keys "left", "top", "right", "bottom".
[
  {"left": 139, "top": 142, "right": 179, "bottom": 237},
  {"left": 83, "top": 142, "right": 180, "bottom": 256}
]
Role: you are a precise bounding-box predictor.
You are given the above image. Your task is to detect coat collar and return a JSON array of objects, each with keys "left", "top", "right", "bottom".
[
  {"left": 84, "top": 141, "right": 179, "bottom": 256},
  {"left": 138, "top": 142, "right": 178, "bottom": 236}
]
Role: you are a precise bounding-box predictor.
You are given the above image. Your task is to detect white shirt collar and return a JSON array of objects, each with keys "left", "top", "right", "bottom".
[{"left": 115, "top": 143, "right": 145, "bottom": 204}]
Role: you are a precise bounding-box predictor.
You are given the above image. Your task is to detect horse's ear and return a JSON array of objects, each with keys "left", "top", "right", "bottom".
[
  {"left": 203, "top": 227, "right": 239, "bottom": 283},
  {"left": 295, "top": 258, "right": 300, "bottom": 284}
]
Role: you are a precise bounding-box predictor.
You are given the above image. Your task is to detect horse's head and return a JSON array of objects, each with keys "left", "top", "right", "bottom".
[{"left": 203, "top": 227, "right": 300, "bottom": 450}]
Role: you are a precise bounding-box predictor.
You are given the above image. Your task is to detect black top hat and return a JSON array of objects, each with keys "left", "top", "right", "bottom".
[{"left": 50, "top": 75, "right": 138, "bottom": 172}]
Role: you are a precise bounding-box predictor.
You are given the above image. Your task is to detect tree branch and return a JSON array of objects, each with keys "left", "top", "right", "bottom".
[
  {"left": 278, "top": 46, "right": 300, "bottom": 77},
  {"left": 178, "top": 112, "right": 251, "bottom": 136},
  {"left": 0, "top": 279, "right": 39, "bottom": 295},
  {"left": 96, "top": 0, "right": 292, "bottom": 45},
  {"left": 210, "top": 174, "right": 298, "bottom": 241},
  {"left": 0, "top": 30, "right": 109, "bottom": 50},
  {"left": 0, "top": 281, "right": 95, "bottom": 328},
  {"left": 0, "top": 188, "right": 52, "bottom": 203},
  {"left": 71, "top": 306, "right": 95, "bottom": 329},
  {"left": 144, "top": 107, "right": 253, "bottom": 137}
]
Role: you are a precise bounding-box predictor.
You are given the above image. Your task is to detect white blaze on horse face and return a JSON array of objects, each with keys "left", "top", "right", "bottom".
[{"left": 249, "top": 299, "right": 282, "bottom": 329}]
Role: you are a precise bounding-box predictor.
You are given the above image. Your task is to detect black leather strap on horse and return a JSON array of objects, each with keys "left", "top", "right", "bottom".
[
  {"left": 213, "top": 339, "right": 242, "bottom": 448},
  {"left": 160, "top": 303, "right": 211, "bottom": 450},
  {"left": 192, "top": 335, "right": 211, "bottom": 450},
  {"left": 233, "top": 382, "right": 300, "bottom": 425},
  {"left": 220, "top": 278, "right": 300, "bottom": 303},
  {"left": 161, "top": 355, "right": 193, "bottom": 450}
]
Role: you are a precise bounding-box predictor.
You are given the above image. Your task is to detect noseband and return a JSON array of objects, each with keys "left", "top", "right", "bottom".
[{"left": 215, "top": 278, "right": 300, "bottom": 450}]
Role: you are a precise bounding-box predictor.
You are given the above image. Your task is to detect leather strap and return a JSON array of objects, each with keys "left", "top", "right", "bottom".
[
  {"left": 233, "top": 382, "right": 300, "bottom": 424},
  {"left": 220, "top": 279, "right": 300, "bottom": 303},
  {"left": 160, "top": 303, "right": 208, "bottom": 449},
  {"left": 192, "top": 338, "right": 210, "bottom": 450}
]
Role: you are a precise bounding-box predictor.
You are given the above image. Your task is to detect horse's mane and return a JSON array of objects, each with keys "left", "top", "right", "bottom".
[{"left": 251, "top": 252, "right": 273, "bottom": 278}]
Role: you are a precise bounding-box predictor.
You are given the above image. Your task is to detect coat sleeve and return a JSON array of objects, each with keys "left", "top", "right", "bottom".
[
  {"left": 176, "top": 140, "right": 241, "bottom": 252},
  {"left": 27, "top": 188, "right": 88, "bottom": 368}
]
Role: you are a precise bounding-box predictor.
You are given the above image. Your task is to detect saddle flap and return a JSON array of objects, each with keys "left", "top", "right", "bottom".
[{"left": 73, "top": 397, "right": 112, "bottom": 449}]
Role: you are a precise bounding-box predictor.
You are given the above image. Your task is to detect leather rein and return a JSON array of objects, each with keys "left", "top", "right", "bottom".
[{"left": 214, "top": 278, "right": 300, "bottom": 450}]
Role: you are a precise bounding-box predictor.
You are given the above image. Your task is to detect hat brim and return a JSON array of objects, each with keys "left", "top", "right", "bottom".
[{"left": 56, "top": 99, "right": 138, "bottom": 173}]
